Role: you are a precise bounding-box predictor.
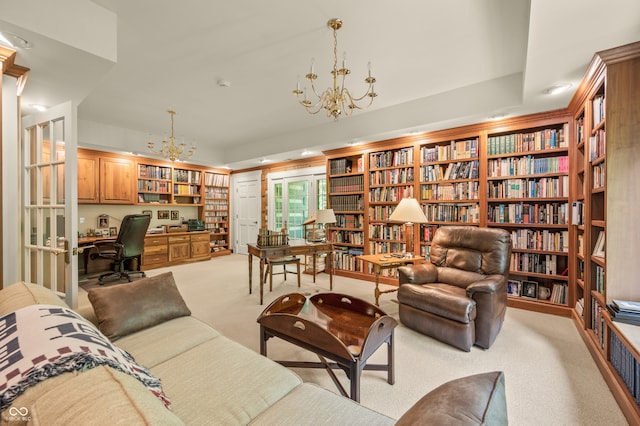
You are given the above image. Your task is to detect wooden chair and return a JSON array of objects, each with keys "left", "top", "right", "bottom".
[{"left": 264, "top": 256, "right": 301, "bottom": 290}]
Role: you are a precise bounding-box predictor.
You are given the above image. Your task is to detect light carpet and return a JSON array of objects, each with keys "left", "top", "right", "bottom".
[{"left": 79, "top": 254, "right": 628, "bottom": 425}]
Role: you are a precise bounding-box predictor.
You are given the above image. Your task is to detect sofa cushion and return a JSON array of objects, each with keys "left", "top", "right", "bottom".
[
  {"left": 249, "top": 383, "right": 395, "bottom": 425},
  {"left": 0, "top": 282, "right": 67, "bottom": 316},
  {"left": 395, "top": 371, "right": 507, "bottom": 426},
  {"left": 2, "top": 366, "right": 183, "bottom": 425},
  {"left": 148, "top": 334, "right": 302, "bottom": 425},
  {"left": 88, "top": 272, "right": 191, "bottom": 340}
]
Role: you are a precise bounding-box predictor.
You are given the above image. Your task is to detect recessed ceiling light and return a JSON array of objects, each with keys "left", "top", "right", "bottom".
[
  {"left": 301, "top": 150, "right": 314, "bottom": 156},
  {"left": 543, "top": 83, "right": 572, "bottom": 95},
  {"left": 0, "top": 32, "right": 32, "bottom": 49},
  {"left": 259, "top": 158, "right": 271, "bottom": 164},
  {"left": 346, "top": 141, "right": 364, "bottom": 146},
  {"left": 31, "top": 104, "right": 47, "bottom": 112},
  {"left": 488, "top": 113, "right": 508, "bottom": 121}
]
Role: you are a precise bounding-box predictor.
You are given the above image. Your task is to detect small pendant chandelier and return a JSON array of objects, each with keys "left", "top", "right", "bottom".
[{"left": 147, "top": 110, "right": 196, "bottom": 162}]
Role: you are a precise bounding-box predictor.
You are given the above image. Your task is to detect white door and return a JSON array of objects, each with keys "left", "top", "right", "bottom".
[
  {"left": 22, "top": 101, "right": 78, "bottom": 307},
  {"left": 235, "top": 179, "right": 260, "bottom": 255}
]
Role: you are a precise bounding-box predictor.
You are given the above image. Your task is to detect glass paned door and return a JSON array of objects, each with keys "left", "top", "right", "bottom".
[
  {"left": 22, "top": 102, "right": 78, "bottom": 307},
  {"left": 286, "top": 179, "right": 309, "bottom": 240}
]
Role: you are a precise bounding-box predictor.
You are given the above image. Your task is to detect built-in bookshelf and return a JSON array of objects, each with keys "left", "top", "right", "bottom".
[
  {"left": 486, "top": 123, "right": 571, "bottom": 312},
  {"left": 327, "top": 154, "right": 366, "bottom": 277},
  {"left": 367, "top": 146, "right": 415, "bottom": 278},
  {"left": 418, "top": 137, "right": 480, "bottom": 257},
  {"left": 203, "top": 171, "right": 231, "bottom": 256},
  {"left": 173, "top": 168, "right": 202, "bottom": 205},
  {"left": 137, "top": 163, "right": 172, "bottom": 204}
]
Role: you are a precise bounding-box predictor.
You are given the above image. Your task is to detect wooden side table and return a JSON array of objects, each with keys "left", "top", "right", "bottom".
[{"left": 356, "top": 253, "right": 425, "bottom": 306}]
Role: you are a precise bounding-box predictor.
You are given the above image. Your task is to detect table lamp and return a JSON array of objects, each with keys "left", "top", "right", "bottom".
[
  {"left": 315, "top": 209, "right": 337, "bottom": 242},
  {"left": 388, "top": 198, "right": 428, "bottom": 256}
]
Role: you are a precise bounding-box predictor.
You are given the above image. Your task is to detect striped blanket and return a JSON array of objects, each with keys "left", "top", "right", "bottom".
[{"left": 0, "top": 304, "right": 170, "bottom": 410}]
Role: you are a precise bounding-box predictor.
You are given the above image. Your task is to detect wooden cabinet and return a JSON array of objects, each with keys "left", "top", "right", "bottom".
[
  {"left": 78, "top": 149, "right": 135, "bottom": 204},
  {"left": 203, "top": 171, "right": 231, "bottom": 256},
  {"left": 141, "top": 231, "right": 211, "bottom": 270}
]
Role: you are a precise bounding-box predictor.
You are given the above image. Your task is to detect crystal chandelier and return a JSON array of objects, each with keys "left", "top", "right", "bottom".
[
  {"left": 147, "top": 110, "right": 196, "bottom": 161},
  {"left": 293, "top": 18, "right": 377, "bottom": 120}
]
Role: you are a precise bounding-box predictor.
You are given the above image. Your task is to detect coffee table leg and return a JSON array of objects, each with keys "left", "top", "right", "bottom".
[
  {"left": 387, "top": 330, "right": 395, "bottom": 385},
  {"left": 248, "top": 253, "right": 253, "bottom": 294},
  {"left": 260, "top": 326, "right": 268, "bottom": 356},
  {"left": 259, "top": 258, "right": 265, "bottom": 304},
  {"left": 350, "top": 362, "right": 361, "bottom": 403}
]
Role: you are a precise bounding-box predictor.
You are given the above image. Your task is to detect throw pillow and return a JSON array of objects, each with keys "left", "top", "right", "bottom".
[{"left": 88, "top": 272, "right": 191, "bottom": 340}]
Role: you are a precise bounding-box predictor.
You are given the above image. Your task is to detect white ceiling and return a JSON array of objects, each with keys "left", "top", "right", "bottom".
[{"left": 2, "top": 0, "right": 639, "bottom": 170}]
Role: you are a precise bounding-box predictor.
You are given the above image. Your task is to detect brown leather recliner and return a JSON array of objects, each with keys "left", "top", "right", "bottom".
[{"left": 397, "top": 226, "right": 512, "bottom": 351}]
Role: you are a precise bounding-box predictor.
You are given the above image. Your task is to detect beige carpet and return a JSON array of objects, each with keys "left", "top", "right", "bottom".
[{"left": 79, "top": 254, "right": 628, "bottom": 425}]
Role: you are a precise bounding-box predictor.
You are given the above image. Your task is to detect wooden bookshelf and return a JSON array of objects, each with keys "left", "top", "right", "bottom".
[{"left": 203, "top": 171, "right": 231, "bottom": 256}]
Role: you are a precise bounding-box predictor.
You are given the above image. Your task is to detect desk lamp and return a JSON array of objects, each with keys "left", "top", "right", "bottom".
[{"left": 315, "top": 209, "right": 337, "bottom": 242}]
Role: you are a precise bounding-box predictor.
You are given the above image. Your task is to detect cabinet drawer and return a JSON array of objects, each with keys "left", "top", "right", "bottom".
[
  {"left": 190, "top": 233, "right": 210, "bottom": 243},
  {"left": 169, "top": 235, "right": 190, "bottom": 244},
  {"left": 144, "top": 244, "right": 168, "bottom": 255},
  {"left": 143, "top": 254, "right": 168, "bottom": 265},
  {"left": 145, "top": 236, "right": 168, "bottom": 246}
]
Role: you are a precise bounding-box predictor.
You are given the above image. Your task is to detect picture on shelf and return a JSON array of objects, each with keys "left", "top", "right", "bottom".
[
  {"left": 507, "top": 280, "right": 522, "bottom": 297},
  {"left": 522, "top": 280, "right": 538, "bottom": 299},
  {"left": 142, "top": 210, "right": 152, "bottom": 217},
  {"left": 109, "top": 226, "right": 118, "bottom": 237},
  {"left": 157, "top": 210, "right": 170, "bottom": 220},
  {"left": 171, "top": 210, "right": 180, "bottom": 220}
]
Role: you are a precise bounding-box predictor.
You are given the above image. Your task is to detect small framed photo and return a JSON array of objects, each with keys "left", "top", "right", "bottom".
[
  {"left": 522, "top": 280, "right": 538, "bottom": 299},
  {"left": 171, "top": 210, "right": 179, "bottom": 220},
  {"left": 109, "top": 226, "right": 118, "bottom": 237},
  {"left": 157, "top": 210, "right": 170, "bottom": 220},
  {"left": 507, "top": 279, "right": 522, "bottom": 297},
  {"left": 98, "top": 214, "right": 109, "bottom": 229},
  {"left": 142, "top": 210, "right": 152, "bottom": 217}
]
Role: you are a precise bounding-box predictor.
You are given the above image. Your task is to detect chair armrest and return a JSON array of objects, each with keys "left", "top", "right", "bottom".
[
  {"left": 466, "top": 274, "right": 506, "bottom": 296},
  {"left": 398, "top": 263, "right": 437, "bottom": 285},
  {"left": 92, "top": 241, "right": 123, "bottom": 257},
  {"left": 395, "top": 371, "right": 507, "bottom": 426}
]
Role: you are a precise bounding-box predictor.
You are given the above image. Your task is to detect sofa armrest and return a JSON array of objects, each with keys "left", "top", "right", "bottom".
[
  {"left": 395, "top": 371, "right": 507, "bottom": 426},
  {"left": 398, "top": 263, "right": 438, "bottom": 285}
]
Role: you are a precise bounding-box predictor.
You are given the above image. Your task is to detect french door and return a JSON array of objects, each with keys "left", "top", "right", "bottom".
[{"left": 22, "top": 101, "right": 78, "bottom": 307}]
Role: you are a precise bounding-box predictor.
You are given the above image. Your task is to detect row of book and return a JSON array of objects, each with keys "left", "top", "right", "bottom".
[
  {"left": 420, "top": 181, "right": 479, "bottom": 201},
  {"left": 370, "top": 148, "right": 414, "bottom": 168},
  {"left": 510, "top": 253, "right": 563, "bottom": 276},
  {"left": 174, "top": 169, "right": 201, "bottom": 184},
  {"left": 204, "top": 172, "right": 229, "bottom": 187},
  {"left": 607, "top": 299, "right": 640, "bottom": 326},
  {"left": 487, "top": 127, "right": 567, "bottom": 155},
  {"left": 593, "top": 163, "right": 606, "bottom": 189},
  {"left": 334, "top": 213, "right": 364, "bottom": 229},
  {"left": 138, "top": 165, "right": 171, "bottom": 179},
  {"left": 330, "top": 175, "right": 364, "bottom": 193},
  {"left": 419, "top": 160, "right": 479, "bottom": 182},
  {"left": 487, "top": 155, "right": 569, "bottom": 177},
  {"left": 589, "top": 129, "right": 606, "bottom": 161},
  {"left": 486, "top": 202, "right": 569, "bottom": 225},
  {"left": 369, "top": 224, "right": 405, "bottom": 241},
  {"left": 369, "top": 168, "right": 414, "bottom": 185},
  {"left": 330, "top": 195, "right": 364, "bottom": 212},
  {"left": 174, "top": 183, "right": 200, "bottom": 195},
  {"left": 138, "top": 180, "right": 170, "bottom": 193},
  {"left": 420, "top": 138, "right": 479, "bottom": 162},
  {"left": 487, "top": 176, "right": 569, "bottom": 199},
  {"left": 421, "top": 203, "right": 480, "bottom": 223},
  {"left": 329, "top": 157, "right": 364, "bottom": 175},
  {"left": 329, "top": 230, "right": 364, "bottom": 245},
  {"left": 609, "top": 331, "right": 640, "bottom": 406},
  {"left": 205, "top": 187, "right": 228, "bottom": 198},
  {"left": 369, "top": 241, "right": 406, "bottom": 255},
  {"left": 204, "top": 200, "right": 228, "bottom": 211},
  {"left": 369, "top": 186, "right": 414, "bottom": 202},
  {"left": 509, "top": 229, "right": 569, "bottom": 253}
]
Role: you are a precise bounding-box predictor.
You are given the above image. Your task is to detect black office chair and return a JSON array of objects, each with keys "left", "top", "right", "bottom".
[{"left": 91, "top": 214, "right": 151, "bottom": 284}]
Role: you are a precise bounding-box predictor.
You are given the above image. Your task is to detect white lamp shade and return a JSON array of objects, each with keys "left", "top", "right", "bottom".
[
  {"left": 388, "top": 198, "right": 428, "bottom": 224},
  {"left": 315, "top": 209, "right": 337, "bottom": 224}
]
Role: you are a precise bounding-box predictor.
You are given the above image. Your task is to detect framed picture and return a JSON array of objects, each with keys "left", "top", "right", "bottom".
[
  {"left": 171, "top": 210, "right": 179, "bottom": 220},
  {"left": 157, "top": 210, "right": 170, "bottom": 220},
  {"left": 142, "top": 210, "right": 152, "bottom": 217},
  {"left": 109, "top": 226, "right": 118, "bottom": 237},
  {"left": 522, "top": 280, "right": 538, "bottom": 299},
  {"left": 97, "top": 214, "right": 109, "bottom": 229},
  {"left": 507, "top": 279, "right": 522, "bottom": 297}
]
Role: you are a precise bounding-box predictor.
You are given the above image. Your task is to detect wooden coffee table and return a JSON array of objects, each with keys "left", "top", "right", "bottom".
[{"left": 257, "top": 292, "right": 397, "bottom": 402}]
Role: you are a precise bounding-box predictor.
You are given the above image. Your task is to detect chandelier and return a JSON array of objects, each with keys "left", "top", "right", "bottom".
[
  {"left": 147, "top": 110, "right": 196, "bottom": 161},
  {"left": 293, "top": 18, "right": 377, "bottom": 120}
]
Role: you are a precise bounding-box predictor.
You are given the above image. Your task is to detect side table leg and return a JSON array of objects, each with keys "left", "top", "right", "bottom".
[
  {"left": 259, "top": 258, "right": 265, "bottom": 305},
  {"left": 374, "top": 268, "right": 382, "bottom": 306},
  {"left": 248, "top": 254, "right": 253, "bottom": 294},
  {"left": 260, "top": 325, "right": 268, "bottom": 356},
  {"left": 387, "top": 330, "right": 395, "bottom": 385}
]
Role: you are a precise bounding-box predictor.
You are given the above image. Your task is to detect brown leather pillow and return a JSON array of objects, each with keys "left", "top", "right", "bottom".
[{"left": 88, "top": 272, "right": 191, "bottom": 340}]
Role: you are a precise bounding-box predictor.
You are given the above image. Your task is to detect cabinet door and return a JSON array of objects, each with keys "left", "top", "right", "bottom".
[
  {"left": 169, "top": 235, "right": 191, "bottom": 261},
  {"left": 191, "top": 234, "right": 211, "bottom": 259},
  {"left": 100, "top": 157, "right": 135, "bottom": 204},
  {"left": 78, "top": 152, "right": 99, "bottom": 203}
]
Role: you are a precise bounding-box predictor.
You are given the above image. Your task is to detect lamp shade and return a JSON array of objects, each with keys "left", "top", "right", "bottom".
[
  {"left": 388, "top": 198, "right": 428, "bottom": 224},
  {"left": 315, "top": 209, "right": 337, "bottom": 224}
]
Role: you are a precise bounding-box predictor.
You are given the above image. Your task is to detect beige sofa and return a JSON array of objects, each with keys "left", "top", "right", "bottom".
[{"left": 0, "top": 273, "right": 508, "bottom": 425}]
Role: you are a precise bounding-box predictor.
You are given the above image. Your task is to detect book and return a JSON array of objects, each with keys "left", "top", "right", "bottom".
[
  {"left": 613, "top": 299, "right": 640, "bottom": 313},
  {"left": 593, "top": 230, "right": 605, "bottom": 258}
]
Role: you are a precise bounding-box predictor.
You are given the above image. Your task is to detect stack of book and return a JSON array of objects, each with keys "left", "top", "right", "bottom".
[{"left": 607, "top": 300, "right": 640, "bottom": 326}]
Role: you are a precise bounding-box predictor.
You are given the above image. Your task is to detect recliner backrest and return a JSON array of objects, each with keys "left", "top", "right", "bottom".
[
  {"left": 429, "top": 226, "right": 511, "bottom": 276},
  {"left": 116, "top": 214, "right": 151, "bottom": 258}
]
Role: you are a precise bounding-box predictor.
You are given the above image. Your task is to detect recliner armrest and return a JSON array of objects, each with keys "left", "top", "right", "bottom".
[
  {"left": 466, "top": 274, "right": 506, "bottom": 296},
  {"left": 398, "top": 263, "right": 438, "bottom": 285}
]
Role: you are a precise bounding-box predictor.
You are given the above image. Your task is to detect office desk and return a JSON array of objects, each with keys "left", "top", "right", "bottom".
[
  {"left": 356, "top": 253, "right": 425, "bottom": 306},
  {"left": 247, "top": 242, "right": 334, "bottom": 305},
  {"left": 78, "top": 236, "right": 116, "bottom": 274}
]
